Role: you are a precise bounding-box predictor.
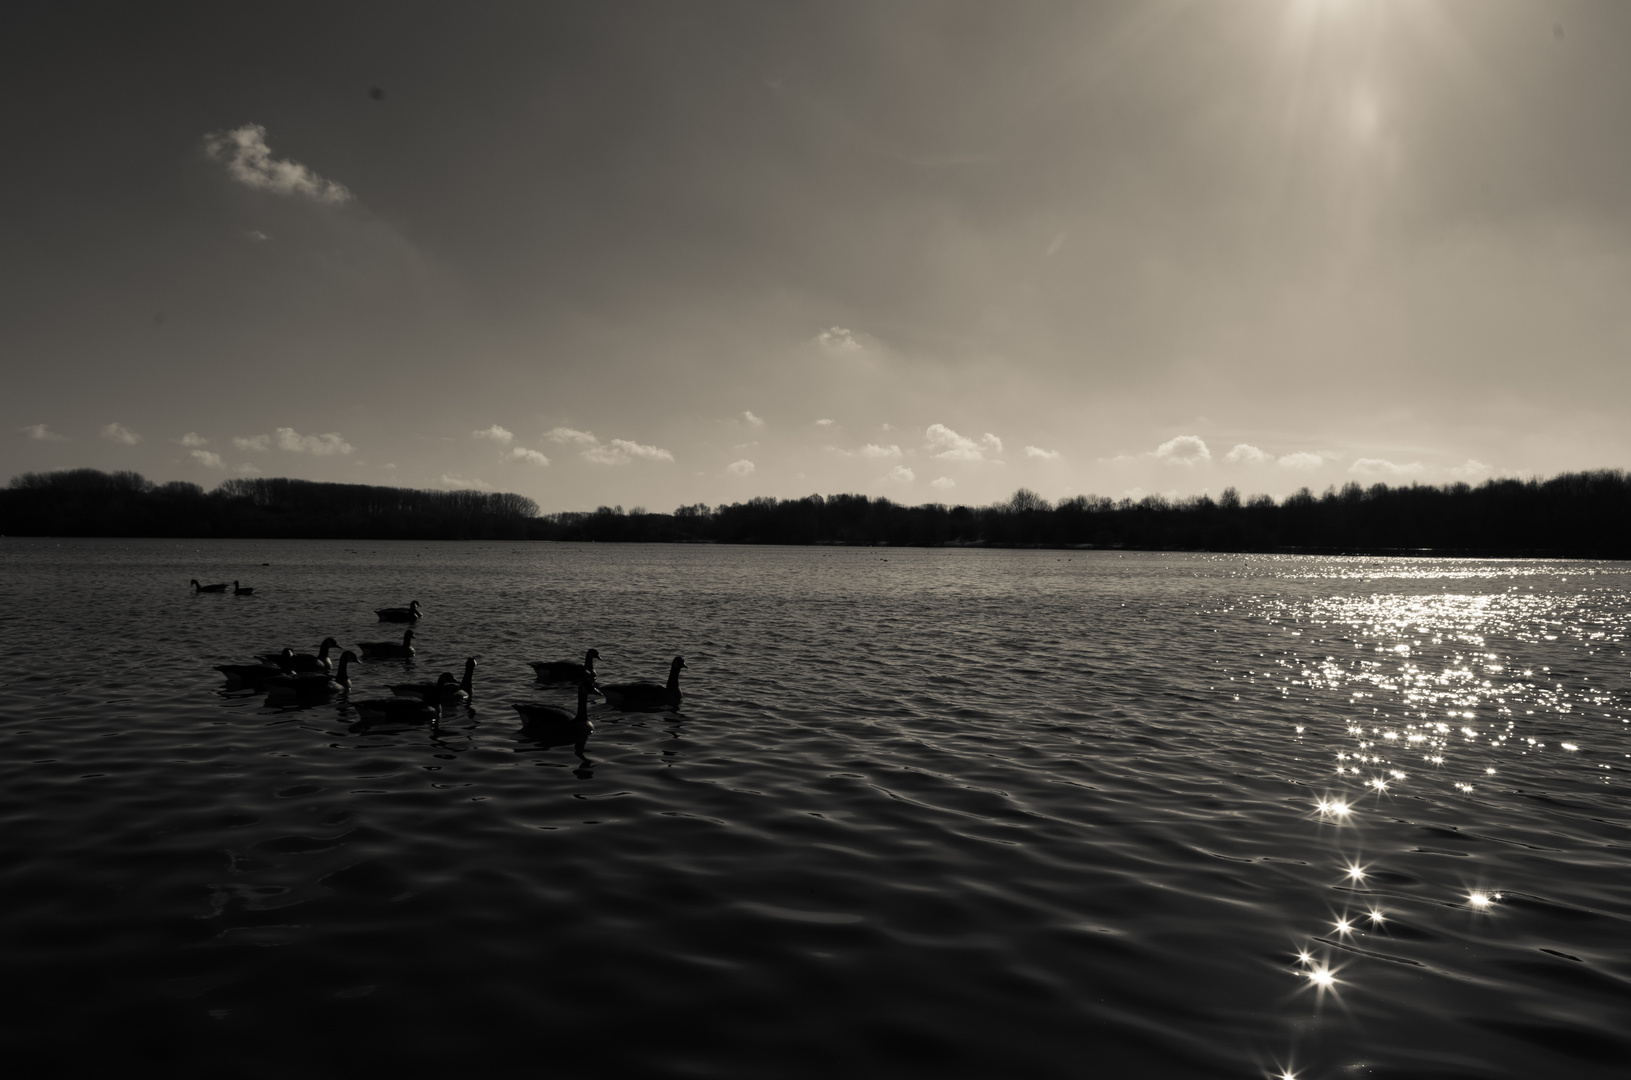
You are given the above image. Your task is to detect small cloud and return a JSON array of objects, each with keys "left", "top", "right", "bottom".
[
  {"left": 859, "top": 443, "right": 902, "bottom": 459},
  {"left": 1154, "top": 435, "right": 1209, "bottom": 465},
  {"left": 189, "top": 449, "right": 226, "bottom": 469},
  {"left": 1349, "top": 457, "right": 1424, "bottom": 477},
  {"left": 1277, "top": 451, "right": 1324, "bottom": 471},
  {"left": 546, "top": 427, "right": 600, "bottom": 446},
  {"left": 275, "top": 427, "right": 353, "bottom": 456},
  {"left": 1045, "top": 232, "right": 1066, "bottom": 256},
  {"left": 472, "top": 424, "right": 513, "bottom": 444},
  {"left": 926, "top": 423, "right": 1002, "bottom": 461},
  {"left": 726, "top": 459, "right": 756, "bottom": 476},
  {"left": 509, "top": 447, "right": 550, "bottom": 466},
  {"left": 1450, "top": 459, "right": 1491, "bottom": 478},
  {"left": 743, "top": 410, "right": 765, "bottom": 429},
  {"left": 1223, "top": 443, "right": 1270, "bottom": 464},
  {"left": 817, "top": 326, "right": 862, "bottom": 353},
  {"left": 815, "top": 418, "right": 834, "bottom": 426},
  {"left": 884, "top": 465, "right": 915, "bottom": 483},
  {"left": 245, "top": 230, "right": 269, "bottom": 242},
  {"left": 1024, "top": 445, "right": 1061, "bottom": 460},
  {"left": 179, "top": 432, "right": 208, "bottom": 447},
  {"left": 233, "top": 434, "right": 272, "bottom": 452},
  {"left": 203, "top": 123, "right": 353, "bottom": 204},
  {"left": 547, "top": 426, "right": 672, "bottom": 464},
  {"left": 20, "top": 423, "right": 66, "bottom": 442},
  {"left": 101, "top": 422, "right": 141, "bottom": 445},
  {"left": 930, "top": 476, "right": 956, "bottom": 490},
  {"left": 438, "top": 474, "right": 493, "bottom": 491}
]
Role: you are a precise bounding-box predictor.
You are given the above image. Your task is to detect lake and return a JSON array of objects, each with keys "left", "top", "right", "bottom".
[{"left": 1, "top": 538, "right": 1627, "bottom": 1077}]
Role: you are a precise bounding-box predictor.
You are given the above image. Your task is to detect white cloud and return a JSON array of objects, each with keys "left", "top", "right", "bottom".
[
  {"left": 930, "top": 476, "right": 956, "bottom": 490},
  {"left": 1450, "top": 459, "right": 1491, "bottom": 478},
  {"left": 1349, "top": 457, "right": 1424, "bottom": 477},
  {"left": 509, "top": 447, "right": 550, "bottom": 466},
  {"left": 1223, "top": 443, "right": 1271, "bottom": 464},
  {"left": 545, "top": 426, "right": 670, "bottom": 464},
  {"left": 189, "top": 449, "right": 226, "bottom": 469},
  {"left": 884, "top": 465, "right": 915, "bottom": 482},
  {"left": 245, "top": 229, "right": 269, "bottom": 242},
  {"left": 1154, "top": 435, "right": 1209, "bottom": 465},
  {"left": 472, "top": 424, "right": 514, "bottom": 444},
  {"left": 438, "top": 474, "right": 493, "bottom": 491},
  {"left": 179, "top": 432, "right": 208, "bottom": 447},
  {"left": 859, "top": 443, "right": 903, "bottom": 459},
  {"left": 275, "top": 428, "right": 354, "bottom": 456},
  {"left": 546, "top": 426, "right": 600, "bottom": 446},
  {"left": 20, "top": 423, "right": 65, "bottom": 442},
  {"left": 815, "top": 418, "right": 834, "bottom": 426},
  {"left": 926, "top": 423, "right": 1003, "bottom": 461},
  {"left": 726, "top": 459, "right": 755, "bottom": 476},
  {"left": 1277, "top": 452, "right": 1324, "bottom": 471},
  {"left": 203, "top": 124, "right": 353, "bottom": 204},
  {"left": 233, "top": 434, "right": 271, "bottom": 452},
  {"left": 1024, "top": 445, "right": 1061, "bottom": 460},
  {"left": 743, "top": 410, "right": 765, "bottom": 429},
  {"left": 101, "top": 422, "right": 141, "bottom": 445},
  {"left": 817, "top": 326, "right": 862, "bottom": 353}
]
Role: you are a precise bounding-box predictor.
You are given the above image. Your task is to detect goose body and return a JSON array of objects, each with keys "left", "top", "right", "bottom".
[
  {"left": 375, "top": 600, "right": 423, "bottom": 623},
  {"left": 351, "top": 697, "right": 441, "bottom": 724},
  {"left": 390, "top": 658, "right": 476, "bottom": 704},
  {"left": 528, "top": 648, "right": 600, "bottom": 685},
  {"left": 191, "top": 579, "right": 228, "bottom": 593},
  {"left": 265, "top": 651, "right": 356, "bottom": 703},
  {"left": 358, "top": 628, "right": 416, "bottom": 660},
  {"left": 215, "top": 661, "right": 289, "bottom": 686},
  {"left": 599, "top": 656, "right": 686, "bottom": 712},
  {"left": 512, "top": 676, "right": 596, "bottom": 750},
  {"left": 233, "top": 581, "right": 254, "bottom": 595},
  {"left": 256, "top": 637, "right": 340, "bottom": 674}
]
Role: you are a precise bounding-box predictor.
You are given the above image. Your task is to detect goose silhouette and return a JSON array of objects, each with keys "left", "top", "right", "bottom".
[
  {"left": 599, "top": 656, "right": 686, "bottom": 712},
  {"left": 233, "top": 581, "right": 255, "bottom": 596},
  {"left": 191, "top": 579, "right": 228, "bottom": 593},
  {"left": 528, "top": 648, "right": 600, "bottom": 685},
  {"left": 257, "top": 637, "right": 341, "bottom": 674},
  {"left": 215, "top": 660, "right": 290, "bottom": 686},
  {"left": 391, "top": 658, "right": 477, "bottom": 703},
  {"left": 358, "top": 628, "right": 415, "bottom": 660},
  {"left": 512, "top": 674, "right": 596, "bottom": 751},
  {"left": 265, "top": 651, "right": 356, "bottom": 703},
  {"left": 374, "top": 600, "right": 423, "bottom": 623},
  {"left": 351, "top": 696, "right": 440, "bottom": 724}
]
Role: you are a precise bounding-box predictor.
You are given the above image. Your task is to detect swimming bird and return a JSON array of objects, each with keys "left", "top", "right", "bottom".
[
  {"left": 191, "top": 579, "right": 228, "bottom": 593},
  {"left": 233, "top": 581, "right": 254, "bottom": 596},
  {"left": 357, "top": 628, "right": 416, "bottom": 660},
  {"left": 374, "top": 600, "right": 423, "bottom": 623},
  {"left": 350, "top": 696, "right": 441, "bottom": 725},
  {"left": 512, "top": 674, "right": 596, "bottom": 751},
  {"left": 528, "top": 648, "right": 600, "bottom": 685},
  {"left": 265, "top": 650, "right": 356, "bottom": 703},
  {"left": 390, "top": 658, "right": 477, "bottom": 704},
  {"left": 598, "top": 656, "right": 686, "bottom": 712},
  {"left": 256, "top": 637, "right": 341, "bottom": 674},
  {"left": 214, "top": 660, "right": 291, "bottom": 687}
]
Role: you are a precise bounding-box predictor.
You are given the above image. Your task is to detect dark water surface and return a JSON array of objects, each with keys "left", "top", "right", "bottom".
[{"left": 2, "top": 539, "right": 1627, "bottom": 1077}]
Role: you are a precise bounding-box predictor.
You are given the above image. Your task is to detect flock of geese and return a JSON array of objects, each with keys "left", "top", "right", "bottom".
[{"left": 203, "top": 588, "right": 687, "bottom": 755}]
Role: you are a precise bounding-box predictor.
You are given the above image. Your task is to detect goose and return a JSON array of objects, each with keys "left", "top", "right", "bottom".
[
  {"left": 256, "top": 637, "right": 341, "bottom": 674},
  {"left": 265, "top": 650, "right": 356, "bottom": 703},
  {"left": 191, "top": 579, "right": 228, "bottom": 593},
  {"left": 215, "top": 660, "right": 291, "bottom": 686},
  {"left": 391, "top": 658, "right": 477, "bottom": 704},
  {"left": 598, "top": 656, "right": 686, "bottom": 712},
  {"left": 233, "top": 581, "right": 255, "bottom": 596},
  {"left": 374, "top": 600, "right": 423, "bottom": 623},
  {"left": 528, "top": 648, "right": 600, "bottom": 685},
  {"left": 357, "top": 628, "right": 415, "bottom": 660},
  {"left": 351, "top": 697, "right": 441, "bottom": 725},
  {"left": 512, "top": 675, "right": 596, "bottom": 751}
]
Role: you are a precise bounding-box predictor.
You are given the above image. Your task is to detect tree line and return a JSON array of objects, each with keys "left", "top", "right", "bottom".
[{"left": 3, "top": 467, "right": 1628, "bottom": 557}]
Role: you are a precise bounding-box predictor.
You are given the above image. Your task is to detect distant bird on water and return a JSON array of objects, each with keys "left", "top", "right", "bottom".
[
  {"left": 528, "top": 648, "right": 600, "bottom": 685},
  {"left": 358, "top": 628, "right": 416, "bottom": 660},
  {"left": 265, "top": 650, "right": 356, "bottom": 703},
  {"left": 233, "top": 581, "right": 254, "bottom": 595},
  {"left": 191, "top": 579, "right": 228, "bottom": 593},
  {"left": 598, "top": 656, "right": 686, "bottom": 712},
  {"left": 375, "top": 600, "right": 423, "bottom": 623},
  {"left": 512, "top": 674, "right": 596, "bottom": 752},
  {"left": 391, "top": 658, "right": 477, "bottom": 703},
  {"left": 257, "top": 637, "right": 341, "bottom": 674}
]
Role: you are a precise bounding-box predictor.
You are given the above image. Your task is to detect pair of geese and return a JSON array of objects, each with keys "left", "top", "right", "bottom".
[
  {"left": 192, "top": 579, "right": 254, "bottom": 595},
  {"left": 513, "top": 650, "right": 688, "bottom": 749}
]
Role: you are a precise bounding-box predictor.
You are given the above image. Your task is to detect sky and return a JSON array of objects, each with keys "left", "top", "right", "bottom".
[{"left": 4, "top": 0, "right": 1630, "bottom": 512}]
